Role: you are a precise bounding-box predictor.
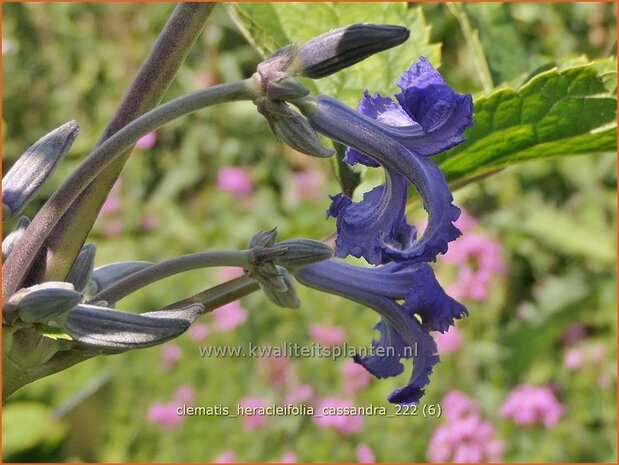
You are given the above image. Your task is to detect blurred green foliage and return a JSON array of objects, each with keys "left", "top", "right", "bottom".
[{"left": 2, "top": 2, "right": 617, "bottom": 462}]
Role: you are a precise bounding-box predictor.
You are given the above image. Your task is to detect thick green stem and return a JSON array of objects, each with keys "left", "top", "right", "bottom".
[
  {"left": 33, "top": 3, "right": 217, "bottom": 286},
  {"left": 90, "top": 250, "right": 252, "bottom": 304},
  {"left": 2, "top": 79, "right": 260, "bottom": 308}
]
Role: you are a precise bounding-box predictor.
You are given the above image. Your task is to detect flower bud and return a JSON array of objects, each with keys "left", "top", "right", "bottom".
[
  {"left": 2, "top": 216, "right": 30, "bottom": 261},
  {"left": 9, "top": 282, "right": 82, "bottom": 324},
  {"left": 2, "top": 121, "right": 79, "bottom": 221},
  {"left": 272, "top": 111, "right": 335, "bottom": 158},
  {"left": 294, "top": 24, "right": 410, "bottom": 79},
  {"left": 273, "top": 239, "right": 334, "bottom": 272},
  {"left": 260, "top": 266, "right": 301, "bottom": 309},
  {"left": 64, "top": 303, "right": 203, "bottom": 352},
  {"left": 251, "top": 260, "right": 288, "bottom": 293},
  {"left": 266, "top": 76, "right": 310, "bottom": 102},
  {"left": 249, "top": 227, "right": 279, "bottom": 249},
  {"left": 67, "top": 243, "right": 96, "bottom": 292},
  {"left": 89, "top": 261, "right": 153, "bottom": 296}
]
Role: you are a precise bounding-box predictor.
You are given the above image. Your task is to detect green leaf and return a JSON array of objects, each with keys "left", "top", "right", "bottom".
[
  {"left": 435, "top": 60, "right": 617, "bottom": 188},
  {"left": 229, "top": 2, "right": 440, "bottom": 106},
  {"left": 2, "top": 402, "right": 68, "bottom": 457},
  {"left": 464, "top": 3, "right": 529, "bottom": 86}
]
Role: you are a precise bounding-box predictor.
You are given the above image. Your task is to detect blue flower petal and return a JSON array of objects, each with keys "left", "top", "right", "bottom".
[
  {"left": 309, "top": 96, "right": 462, "bottom": 264},
  {"left": 326, "top": 170, "right": 413, "bottom": 264},
  {"left": 295, "top": 259, "right": 445, "bottom": 405},
  {"left": 344, "top": 91, "right": 419, "bottom": 167},
  {"left": 404, "top": 263, "right": 469, "bottom": 333},
  {"left": 354, "top": 319, "right": 408, "bottom": 378}
]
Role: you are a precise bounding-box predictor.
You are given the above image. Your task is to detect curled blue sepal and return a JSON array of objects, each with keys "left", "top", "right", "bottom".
[
  {"left": 307, "top": 95, "right": 462, "bottom": 264},
  {"left": 294, "top": 259, "right": 466, "bottom": 404},
  {"left": 64, "top": 303, "right": 203, "bottom": 353}
]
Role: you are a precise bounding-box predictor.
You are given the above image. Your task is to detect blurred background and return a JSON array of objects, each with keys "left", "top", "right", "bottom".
[{"left": 2, "top": 2, "right": 616, "bottom": 462}]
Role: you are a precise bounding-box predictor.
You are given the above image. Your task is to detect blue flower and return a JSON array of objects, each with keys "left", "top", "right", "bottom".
[
  {"left": 302, "top": 58, "right": 472, "bottom": 265},
  {"left": 295, "top": 259, "right": 467, "bottom": 404},
  {"left": 305, "top": 96, "right": 462, "bottom": 265}
]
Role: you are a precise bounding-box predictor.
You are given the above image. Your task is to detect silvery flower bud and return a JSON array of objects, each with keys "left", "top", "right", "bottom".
[
  {"left": 294, "top": 24, "right": 410, "bottom": 79},
  {"left": 273, "top": 239, "right": 334, "bottom": 272},
  {"left": 8, "top": 282, "right": 82, "bottom": 324},
  {"left": 64, "top": 303, "right": 203, "bottom": 352},
  {"left": 251, "top": 260, "right": 287, "bottom": 292},
  {"left": 66, "top": 243, "right": 96, "bottom": 292},
  {"left": 249, "top": 227, "right": 279, "bottom": 249},
  {"left": 272, "top": 111, "right": 335, "bottom": 158},
  {"left": 89, "top": 261, "right": 153, "bottom": 296},
  {"left": 260, "top": 266, "right": 301, "bottom": 309},
  {"left": 2, "top": 121, "right": 79, "bottom": 221},
  {"left": 2, "top": 216, "right": 30, "bottom": 261}
]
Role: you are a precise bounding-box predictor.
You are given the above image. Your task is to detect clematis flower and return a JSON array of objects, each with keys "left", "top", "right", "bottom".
[
  {"left": 295, "top": 259, "right": 467, "bottom": 404},
  {"left": 301, "top": 58, "right": 472, "bottom": 265}
]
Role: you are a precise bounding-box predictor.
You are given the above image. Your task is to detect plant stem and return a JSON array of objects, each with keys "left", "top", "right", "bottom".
[
  {"left": 33, "top": 3, "right": 217, "bottom": 286},
  {"left": 2, "top": 79, "right": 260, "bottom": 309},
  {"left": 90, "top": 251, "right": 252, "bottom": 304},
  {"left": 160, "top": 276, "right": 260, "bottom": 313}
]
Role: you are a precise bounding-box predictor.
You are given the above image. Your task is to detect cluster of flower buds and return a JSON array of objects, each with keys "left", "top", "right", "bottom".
[{"left": 253, "top": 24, "right": 410, "bottom": 159}]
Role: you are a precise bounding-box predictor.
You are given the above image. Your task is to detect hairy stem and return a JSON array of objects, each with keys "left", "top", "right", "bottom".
[
  {"left": 90, "top": 251, "right": 252, "bottom": 304},
  {"left": 32, "top": 3, "right": 217, "bottom": 286},
  {"left": 2, "top": 79, "right": 260, "bottom": 309}
]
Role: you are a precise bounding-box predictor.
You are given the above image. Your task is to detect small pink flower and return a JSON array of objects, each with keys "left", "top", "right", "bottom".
[
  {"left": 136, "top": 131, "right": 157, "bottom": 150},
  {"left": 454, "top": 208, "right": 477, "bottom": 233},
  {"left": 172, "top": 385, "right": 195, "bottom": 405},
  {"left": 308, "top": 324, "right": 346, "bottom": 347},
  {"left": 589, "top": 343, "right": 605, "bottom": 364},
  {"left": 238, "top": 396, "right": 270, "bottom": 431},
  {"left": 441, "top": 390, "right": 479, "bottom": 421},
  {"left": 443, "top": 232, "right": 506, "bottom": 302},
  {"left": 102, "top": 219, "right": 123, "bottom": 237},
  {"left": 313, "top": 397, "right": 364, "bottom": 435},
  {"left": 217, "top": 266, "right": 245, "bottom": 282},
  {"left": 341, "top": 360, "right": 371, "bottom": 394},
  {"left": 500, "top": 384, "right": 563, "bottom": 427},
  {"left": 427, "top": 413, "right": 502, "bottom": 462},
  {"left": 355, "top": 443, "right": 375, "bottom": 463},
  {"left": 284, "top": 383, "right": 314, "bottom": 405},
  {"left": 210, "top": 301, "right": 248, "bottom": 332},
  {"left": 147, "top": 403, "right": 183, "bottom": 429},
  {"left": 257, "top": 354, "right": 292, "bottom": 389},
  {"left": 278, "top": 451, "right": 297, "bottom": 463},
  {"left": 212, "top": 451, "right": 236, "bottom": 463},
  {"left": 217, "top": 166, "right": 253, "bottom": 198},
  {"left": 100, "top": 180, "right": 122, "bottom": 216},
  {"left": 434, "top": 325, "right": 463, "bottom": 354},
  {"left": 564, "top": 347, "right": 584, "bottom": 371},
  {"left": 160, "top": 344, "right": 182, "bottom": 371},
  {"left": 139, "top": 215, "right": 158, "bottom": 231},
  {"left": 188, "top": 323, "right": 209, "bottom": 342},
  {"left": 562, "top": 323, "right": 586, "bottom": 346}
]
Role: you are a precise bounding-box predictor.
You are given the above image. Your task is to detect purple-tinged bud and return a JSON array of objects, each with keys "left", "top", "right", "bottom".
[
  {"left": 273, "top": 239, "right": 334, "bottom": 272},
  {"left": 64, "top": 303, "right": 203, "bottom": 353},
  {"left": 88, "top": 261, "right": 153, "bottom": 297},
  {"left": 294, "top": 24, "right": 409, "bottom": 79},
  {"left": 271, "top": 111, "right": 335, "bottom": 158},
  {"left": 2, "top": 121, "right": 79, "bottom": 220},
  {"left": 67, "top": 243, "right": 96, "bottom": 292},
  {"left": 2, "top": 216, "right": 30, "bottom": 261},
  {"left": 249, "top": 227, "right": 279, "bottom": 249},
  {"left": 261, "top": 266, "right": 301, "bottom": 309}
]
